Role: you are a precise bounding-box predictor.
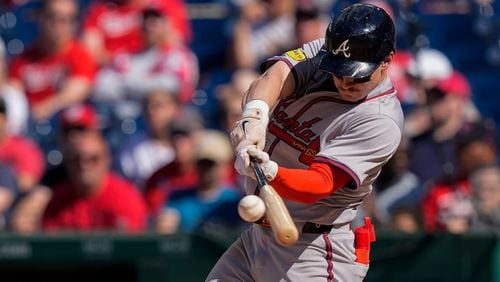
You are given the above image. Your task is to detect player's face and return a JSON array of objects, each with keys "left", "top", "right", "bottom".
[{"left": 333, "top": 54, "right": 393, "bottom": 102}]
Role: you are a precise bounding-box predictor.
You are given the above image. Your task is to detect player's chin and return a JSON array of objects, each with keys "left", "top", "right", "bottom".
[{"left": 339, "top": 91, "right": 363, "bottom": 102}]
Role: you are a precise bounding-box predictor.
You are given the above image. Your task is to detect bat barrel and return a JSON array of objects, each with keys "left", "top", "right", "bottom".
[
  {"left": 259, "top": 184, "right": 299, "bottom": 246},
  {"left": 252, "top": 157, "right": 299, "bottom": 246}
]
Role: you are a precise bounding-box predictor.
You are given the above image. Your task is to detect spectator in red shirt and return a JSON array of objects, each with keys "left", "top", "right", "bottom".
[
  {"left": 82, "top": 0, "right": 191, "bottom": 66},
  {"left": 43, "top": 131, "right": 147, "bottom": 232},
  {"left": 8, "top": 0, "right": 96, "bottom": 121},
  {"left": 0, "top": 97, "right": 44, "bottom": 192},
  {"left": 11, "top": 103, "right": 102, "bottom": 234},
  {"left": 41, "top": 103, "right": 102, "bottom": 188}
]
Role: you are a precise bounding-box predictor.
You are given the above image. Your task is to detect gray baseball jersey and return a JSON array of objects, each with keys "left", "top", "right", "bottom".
[
  {"left": 207, "top": 39, "right": 403, "bottom": 282},
  {"left": 259, "top": 38, "right": 404, "bottom": 226}
]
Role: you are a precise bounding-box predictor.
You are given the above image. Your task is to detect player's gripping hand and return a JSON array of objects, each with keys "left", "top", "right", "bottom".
[
  {"left": 235, "top": 146, "right": 278, "bottom": 181},
  {"left": 230, "top": 100, "right": 269, "bottom": 151}
]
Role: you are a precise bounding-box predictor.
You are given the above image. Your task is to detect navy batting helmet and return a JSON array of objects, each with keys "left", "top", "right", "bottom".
[{"left": 318, "top": 3, "right": 395, "bottom": 79}]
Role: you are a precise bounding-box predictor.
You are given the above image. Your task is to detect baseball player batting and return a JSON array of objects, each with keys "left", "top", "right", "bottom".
[{"left": 207, "top": 3, "right": 403, "bottom": 282}]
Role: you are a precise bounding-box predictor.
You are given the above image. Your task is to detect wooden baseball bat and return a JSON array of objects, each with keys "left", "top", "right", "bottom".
[{"left": 252, "top": 159, "right": 299, "bottom": 246}]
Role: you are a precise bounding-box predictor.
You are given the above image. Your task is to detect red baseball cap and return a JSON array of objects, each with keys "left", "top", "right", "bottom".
[
  {"left": 60, "top": 104, "right": 98, "bottom": 130},
  {"left": 436, "top": 71, "right": 471, "bottom": 99}
]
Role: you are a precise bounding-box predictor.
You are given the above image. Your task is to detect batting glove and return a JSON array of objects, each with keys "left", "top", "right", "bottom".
[
  {"left": 235, "top": 146, "right": 278, "bottom": 182},
  {"left": 230, "top": 100, "right": 269, "bottom": 151}
]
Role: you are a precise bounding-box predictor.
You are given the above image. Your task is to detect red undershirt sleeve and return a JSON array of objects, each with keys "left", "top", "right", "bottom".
[{"left": 269, "top": 161, "right": 352, "bottom": 204}]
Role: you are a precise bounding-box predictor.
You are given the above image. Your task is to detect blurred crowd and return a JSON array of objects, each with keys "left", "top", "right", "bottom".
[{"left": 0, "top": 0, "right": 498, "bottom": 236}]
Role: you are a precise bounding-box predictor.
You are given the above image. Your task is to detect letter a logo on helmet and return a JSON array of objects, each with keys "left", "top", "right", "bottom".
[{"left": 332, "top": 40, "right": 351, "bottom": 58}]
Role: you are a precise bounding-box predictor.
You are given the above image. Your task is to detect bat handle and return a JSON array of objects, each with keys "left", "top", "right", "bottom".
[{"left": 251, "top": 158, "right": 268, "bottom": 187}]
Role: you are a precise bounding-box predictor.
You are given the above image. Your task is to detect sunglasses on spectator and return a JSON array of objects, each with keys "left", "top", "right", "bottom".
[
  {"left": 62, "top": 125, "right": 91, "bottom": 134},
  {"left": 426, "top": 87, "right": 446, "bottom": 104},
  {"left": 68, "top": 154, "right": 103, "bottom": 165},
  {"left": 45, "top": 13, "right": 77, "bottom": 24}
]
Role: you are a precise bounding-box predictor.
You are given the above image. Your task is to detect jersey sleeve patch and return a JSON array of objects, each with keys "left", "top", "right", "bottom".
[{"left": 286, "top": 49, "right": 307, "bottom": 62}]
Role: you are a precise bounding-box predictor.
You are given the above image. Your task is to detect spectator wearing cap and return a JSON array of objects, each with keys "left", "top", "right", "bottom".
[
  {"left": 43, "top": 132, "right": 147, "bottom": 232},
  {"left": 404, "top": 49, "right": 480, "bottom": 136},
  {"left": 9, "top": 0, "right": 96, "bottom": 122},
  {"left": 11, "top": 103, "right": 102, "bottom": 234},
  {"left": 421, "top": 120, "right": 497, "bottom": 233},
  {"left": 118, "top": 90, "right": 180, "bottom": 188},
  {"left": 40, "top": 103, "right": 101, "bottom": 188},
  {"left": 144, "top": 108, "right": 204, "bottom": 219},
  {"left": 403, "top": 49, "right": 481, "bottom": 184},
  {"left": 59, "top": 103, "right": 100, "bottom": 139},
  {"left": 81, "top": 0, "right": 191, "bottom": 66},
  {"left": 0, "top": 97, "right": 45, "bottom": 193},
  {"left": 156, "top": 129, "right": 241, "bottom": 234}
]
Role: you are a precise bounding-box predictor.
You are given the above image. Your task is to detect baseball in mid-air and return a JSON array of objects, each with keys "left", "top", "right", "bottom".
[{"left": 238, "top": 195, "right": 266, "bottom": 222}]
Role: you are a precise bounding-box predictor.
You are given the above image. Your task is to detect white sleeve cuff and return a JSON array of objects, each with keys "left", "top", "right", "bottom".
[{"left": 243, "top": 99, "right": 270, "bottom": 125}]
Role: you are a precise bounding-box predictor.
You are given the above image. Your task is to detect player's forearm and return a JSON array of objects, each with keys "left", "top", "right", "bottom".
[
  {"left": 270, "top": 162, "right": 352, "bottom": 204},
  {"left": 243, "top": 60, "right": 294, "bottom": 109}
]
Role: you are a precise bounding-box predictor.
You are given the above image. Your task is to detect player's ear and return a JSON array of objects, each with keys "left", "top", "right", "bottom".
[{"left": 381, "top": 52, "right": 394, "bottom": 70}]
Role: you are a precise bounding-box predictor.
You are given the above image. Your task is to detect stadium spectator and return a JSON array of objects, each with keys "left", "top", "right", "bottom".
[
  {"left": 293, "top": 0, "right": 329, "bottom": 48},
  {"left": 11, "top": 103, "right": 101, "bottom": 234},
  {"left": 0, "top": 97, "right": 45, "bottom": 192},
  {"left": 404, "top": 48, "right": 454, "bottom": 110},
  {"left": 9, "top": 0, "right": 96, "bottom": 122},
  {"left": 389, "top": 206, "right": 423, "bottom": 234},
  {"left": 421, "top": 120, "right": 497, "bottom": 233},
  {"left": 156, "top": 129, "right": 240, "bottom": 233},
  {"left": 216, "top": 70, "right": 259, "bottom": 134},
  {"left": 92, "top": 3, "right": 198, "bottom": 106},
  {"left": 405, "top": 50, "right": 480, "bottom": 184},
  {"left": 82, "top": 0, "right": 191, "bottom": 66},
  {"left": 469, "top": 166, "right": 500, "bottom": 234},
  {"left": 118, "top": 90, "right": 178, "bottom": 188},
  {"left": 374, "top": 137, "right": 424, "bottom": 225},
  {"left": 40, "top": 103, "right": 101, "bottom": 188},
  {"left": 144, "top": 108, "right": 203, "bottom": 217},
  {"left": 42, "top": 132, "right": 147, "bottom": 232},
  {"left": 232, "top": 0, "right": 296, "bottom": 69}
]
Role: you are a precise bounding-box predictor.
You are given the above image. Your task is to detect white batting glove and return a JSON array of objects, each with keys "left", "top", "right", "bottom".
[
  {"left": 230, "top": 100, "right": 269, "bottom": 151},
  {"left": 235, "top": 147, "right": 278, "bottom": 182}
]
